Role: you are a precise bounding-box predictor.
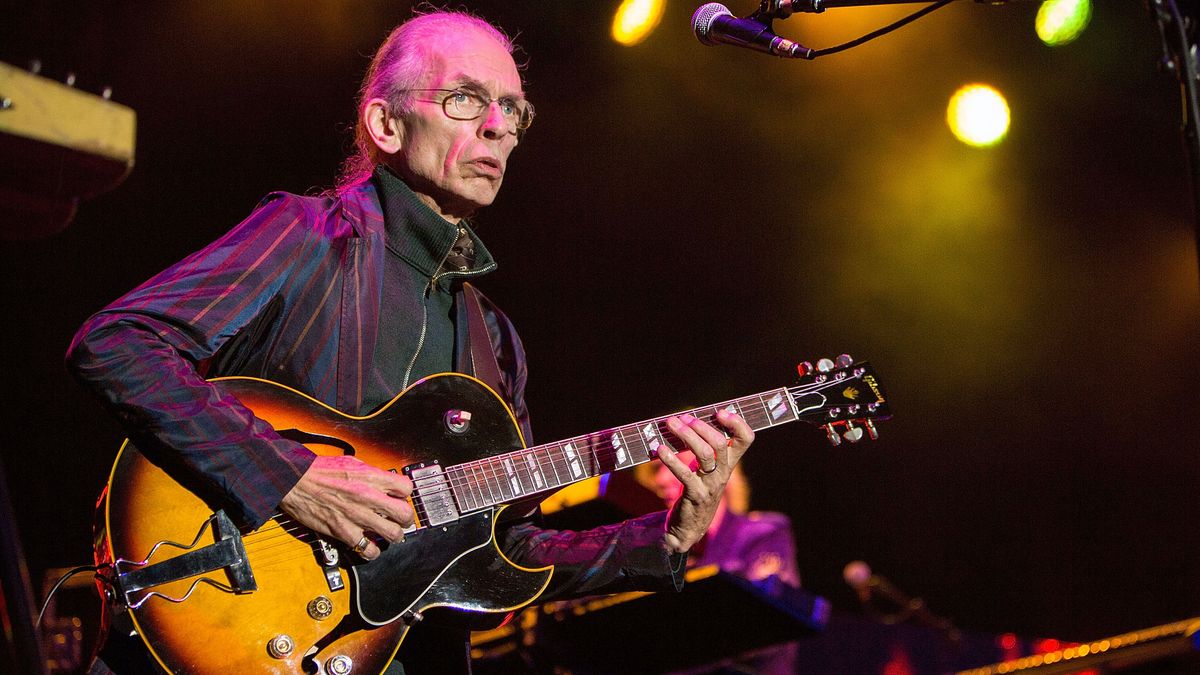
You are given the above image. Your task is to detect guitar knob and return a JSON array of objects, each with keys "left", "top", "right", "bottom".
[
  {"left": 816, "top": 358, "right": 835, "bottom": 373},
  {"left": 266, "top": 634, "right": 295, "bottom": 659},
  {"left": 307, "top": 595, "right": 334, "bottom": 620},
  {"left": 824, "top": 424, "right": 842, "bottom": 447},
  {"left": 835, "top": 354, "right": 854, "bottom": 368},
  {"left": 325, "top": 654, "right": 353, "bottom": 674}
]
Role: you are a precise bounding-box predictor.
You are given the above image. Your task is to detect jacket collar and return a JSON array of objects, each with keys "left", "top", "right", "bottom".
[{"left": 371, "top": 165, "right": 497, "bottom": 280}]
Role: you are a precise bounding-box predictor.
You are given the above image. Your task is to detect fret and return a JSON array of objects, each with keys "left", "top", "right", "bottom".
[
  {"left": 606, "top": 428, "right": 634, "bottom": 469},
  {"left": 509, "top": 451, "right": 539, "bottom": 496},
  {"left": 763, "top": 388, "right": 796, "bottom": 426},
  {"left": 472, "top": 461, "right": 498, "bottom": 507},
  {"left": 448, "top": 467, "right": 473, "bottom": 512},
  {"left": 753, "top": 393, "right": 773, "bottom": 429},
  {"left": 620, "top": 425, "right": 650, "bottom": 462},
  {"left": 615, "top": 426, "right": 649, "bottom": 465},
  {"left": 538, "top": 445, "right": 563, "bottom": 489},
  {"left": 561, "top": 441, "right": 586, "bottom": 481},
  {"left": 639, "top": 418, "right": 668, "bottom": 457},
  {"left": 579, "top": 436, "right": 597, "bottom": 479},
  {"left": 488, "top": 457, "right": 514, "bottom": 502},
  {"left": 522, "top": 451, "right": 546, "bottom": 492}
]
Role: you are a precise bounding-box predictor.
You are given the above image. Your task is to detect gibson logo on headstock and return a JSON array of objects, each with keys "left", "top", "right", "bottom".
[{"left": 863, "top": 374, "right": 885, "bottom": 403}]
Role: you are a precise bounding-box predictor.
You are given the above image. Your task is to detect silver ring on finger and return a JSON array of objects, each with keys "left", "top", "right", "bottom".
[
  {"left": 696, "top": 461, "right": 718, "bottom": 476},
  {"left": 352, "top": 535, "right": 370, "bottom": 554}
]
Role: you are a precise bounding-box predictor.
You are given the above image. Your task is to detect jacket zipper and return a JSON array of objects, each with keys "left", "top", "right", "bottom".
[{"left": 400, "top": 226, "right": 497, "bottom": 388}]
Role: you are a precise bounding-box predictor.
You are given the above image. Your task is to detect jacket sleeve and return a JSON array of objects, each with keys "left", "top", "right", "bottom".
[
  {"left": 498, "top": 510, "right": 686, "bottom": 600},
  {"left": 65, "top": 193, "right": 324, "bottom": 528}
]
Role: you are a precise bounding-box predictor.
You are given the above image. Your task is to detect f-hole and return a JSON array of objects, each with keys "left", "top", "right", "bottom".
[{"left": 276, "top": 429, "right": 357, "bottom": 456}]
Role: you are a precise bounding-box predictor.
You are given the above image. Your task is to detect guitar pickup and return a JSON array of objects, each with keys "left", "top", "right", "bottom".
[{"left": 405, "top": 461, "right": 460, "bottom": 527}]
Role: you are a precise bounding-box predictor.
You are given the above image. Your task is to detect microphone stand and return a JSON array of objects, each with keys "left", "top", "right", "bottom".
[
  {"left": 1147, "top": 0, "right": 1200, "bottom": 292},
  {"left": 751, "top": 0, "right": 1200, "bottom": 289}
]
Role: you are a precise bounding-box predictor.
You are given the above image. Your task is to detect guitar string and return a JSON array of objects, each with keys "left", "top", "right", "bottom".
[
  {"left": 233, "top": 430, "right": 750, "bottom": 568},
  {"left": 134, "top": 381, "right": 870, "bottom": 572},
  {"left": 395, "top": 401, "right": 784, "bottom": 504},
  {"left": 235, "top": 384, "right": 846, "bottom": 543},
  {"left": 238, "top": 389, "right": 820, "bottom": 541},
  {"left": 392, "top": 377, "right": 870, "bottom": 504},
  {"left": 318, "top": 379, "right": 853, "bottom": 509}
]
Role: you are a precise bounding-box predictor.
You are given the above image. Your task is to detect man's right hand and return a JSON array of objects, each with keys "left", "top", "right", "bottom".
[{"left": 278, "top": 455, "right": 414, "bottom": 561}]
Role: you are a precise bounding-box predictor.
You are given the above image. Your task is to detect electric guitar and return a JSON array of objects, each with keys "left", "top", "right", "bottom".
[{"left": 96, "top": 356, "right": 889, "bottom": 674}]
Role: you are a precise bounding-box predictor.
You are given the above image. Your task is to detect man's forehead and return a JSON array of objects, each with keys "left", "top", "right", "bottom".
[{"left": 421, "top": 31, "right": 522, "bottom": 95}]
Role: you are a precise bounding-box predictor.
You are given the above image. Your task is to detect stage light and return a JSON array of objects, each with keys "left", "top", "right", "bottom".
[
  {"left": 612, "top": 0, "right": 666, "bottom": 46},
  {"left": 947, "top": 84, "right": 1010, "bottom": 148},
  {"left": 1036, "top": 0, "right": 1091, "bottom": 46}
]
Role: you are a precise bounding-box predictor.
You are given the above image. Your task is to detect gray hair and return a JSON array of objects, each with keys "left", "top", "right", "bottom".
[{"left": 337, "top": 10, "right": 516, "bottom": 189}]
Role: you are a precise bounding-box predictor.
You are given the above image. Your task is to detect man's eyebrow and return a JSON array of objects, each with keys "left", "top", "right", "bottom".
[{"left": 448, "top": 75, "right": 526, "bottom": 100}]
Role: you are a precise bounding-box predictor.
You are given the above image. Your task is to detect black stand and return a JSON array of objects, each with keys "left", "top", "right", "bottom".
[
  {"left": 0, "top": 456, "right": 49, "bottom": 675},
  {"left": 1148, "top": 0, "right": 1200, "bottom": 289}
]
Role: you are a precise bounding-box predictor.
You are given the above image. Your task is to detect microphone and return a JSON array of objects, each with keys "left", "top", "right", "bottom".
[
  {"left": 843, "top": 560, "right": 963, "bottom": 642},
  {"left": 843, "top": 560, "right": 910, "bottom": 607},
  {"left": 691, "top": 3, "right": 813, "bottom": 59}
]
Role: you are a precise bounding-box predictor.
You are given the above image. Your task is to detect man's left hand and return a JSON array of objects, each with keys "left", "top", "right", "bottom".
[{"left": 658, "top": 409, "right": 754, "bottom": 554}]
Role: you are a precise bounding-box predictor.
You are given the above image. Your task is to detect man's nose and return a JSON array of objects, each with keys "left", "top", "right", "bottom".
[{"left": 479, "top": 101, "right": 511, "bottom": 140}]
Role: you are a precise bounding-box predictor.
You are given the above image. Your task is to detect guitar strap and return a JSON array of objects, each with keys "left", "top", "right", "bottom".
[{"left": 458, "top": 282, "right": 505, "bottom": 395}]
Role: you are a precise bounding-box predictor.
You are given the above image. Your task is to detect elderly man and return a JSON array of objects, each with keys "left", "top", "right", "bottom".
[{"left": 69, "top": 9, "right": 753, "bottom": 674}]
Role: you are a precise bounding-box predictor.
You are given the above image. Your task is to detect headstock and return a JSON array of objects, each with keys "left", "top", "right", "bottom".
[{"left": 790, "top": 354, "right": 890, "bottom": 446}]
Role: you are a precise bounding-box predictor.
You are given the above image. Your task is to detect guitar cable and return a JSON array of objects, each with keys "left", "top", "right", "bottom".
[{"left": 36, "top": 564, "right": 103, "bottom": 629}]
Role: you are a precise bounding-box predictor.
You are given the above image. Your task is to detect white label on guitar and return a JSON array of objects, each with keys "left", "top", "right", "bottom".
[
  {"left": 525, "top": 455, "right": 545, "bottom": 489},
  {"left": 611, "top": 433, "right": 628, "bottom": 465},
  {"left": 503, "top": 458, "right": 523, "bottom": 496},
  {"left": 564, "top": 443, "right": 583, "bottom": 478},
  {"left": 768, "top": 393, "right": 788, "bottom": 420},
  {"left": 642, "top": 422, "right": 664, "bottom": 456}
]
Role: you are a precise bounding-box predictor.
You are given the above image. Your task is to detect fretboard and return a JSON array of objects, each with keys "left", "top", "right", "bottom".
[{"left": 437, "top": 387, "right": 799, "bottom": 513}]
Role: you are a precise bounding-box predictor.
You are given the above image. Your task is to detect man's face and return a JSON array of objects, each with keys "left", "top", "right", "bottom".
[{"left": 393, "top": 27, "right": 524, "bottom": 220}]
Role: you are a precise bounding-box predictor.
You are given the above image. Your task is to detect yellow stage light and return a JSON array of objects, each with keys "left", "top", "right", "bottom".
[
  {"left": 1036, "top": 0, "right": 1091, "bottom": 46},
  {"left": 612, "top": 0, "right": 666, "bottom": 46},
  {"left": 947, "top": 84, "right": 1010, "bottom": 148}
]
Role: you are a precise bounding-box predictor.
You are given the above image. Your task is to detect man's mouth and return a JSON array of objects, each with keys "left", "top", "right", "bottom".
[{"left": 469, "top": 157, "right": 503, "bottom": 177}]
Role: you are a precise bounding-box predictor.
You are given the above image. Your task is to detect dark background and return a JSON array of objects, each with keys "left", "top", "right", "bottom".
[{"left": 3, "top": 0, "right": 1198, "bottom": 654}]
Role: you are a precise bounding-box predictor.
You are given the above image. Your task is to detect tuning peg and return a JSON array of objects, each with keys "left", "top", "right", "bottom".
[
  {"left": 816, "top": 358, "right": 835, "bottom": 373},
  {"left": 796, "top": 361, "right": 814, "bottom": 377},
  {"left": 842, "top": 423, "right": 864, "bottom": 443},
  {"left": 835, "top": 354, "right": 854, "bottom": 368},
  {"left": 864, "top": 419, "right": 878, "bottom": 441},
  {"left": 824, "top": 424, "right": 842, "bottom": 447}
]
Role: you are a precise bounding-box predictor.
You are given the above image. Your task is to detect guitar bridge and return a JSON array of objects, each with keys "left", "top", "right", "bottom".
[{"left": 113, "top": 510, "right": 257, "bottom": 608}]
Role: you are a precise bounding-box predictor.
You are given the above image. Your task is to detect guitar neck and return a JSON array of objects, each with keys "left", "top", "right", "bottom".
[{"left": 439, "top": 388, "right": 800, "bottom": 512}]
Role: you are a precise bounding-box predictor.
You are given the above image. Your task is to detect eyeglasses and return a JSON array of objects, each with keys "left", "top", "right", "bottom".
[{"left": 403, "top": 88, "right": 535, "bottom": 136}]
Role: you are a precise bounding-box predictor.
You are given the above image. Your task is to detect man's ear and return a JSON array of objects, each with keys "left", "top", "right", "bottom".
[{"left": 364, "top": 98, "right": 403, "bottom": 156}]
